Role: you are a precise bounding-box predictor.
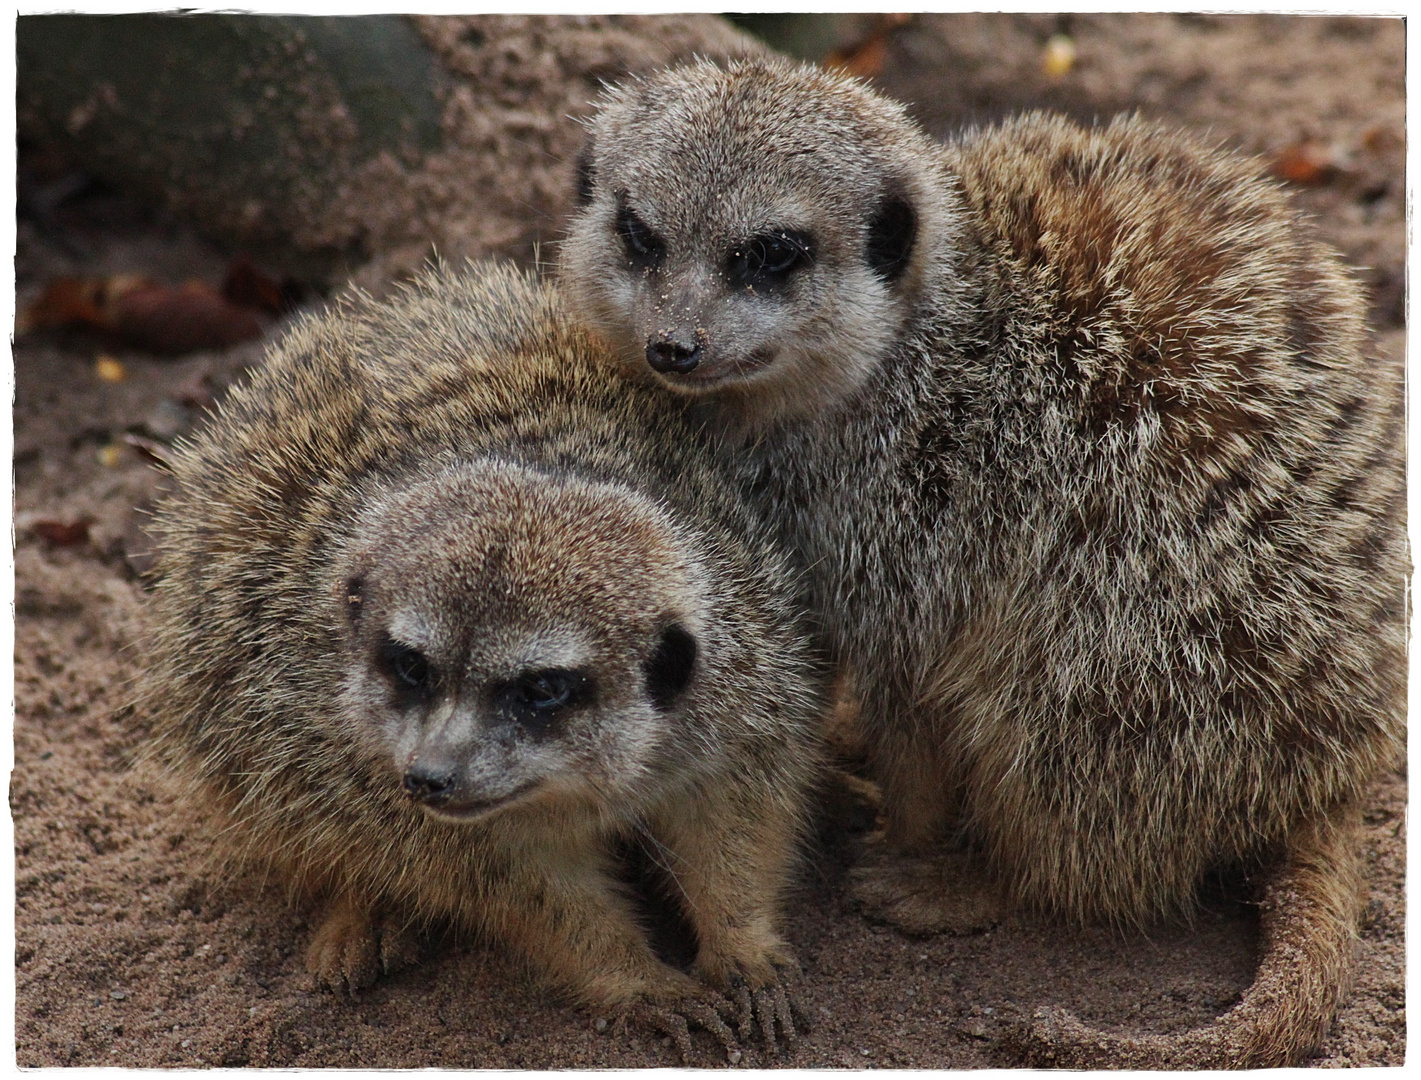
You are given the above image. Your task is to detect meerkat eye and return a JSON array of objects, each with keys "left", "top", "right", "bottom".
[
  {"left": 496, "top": 669, "right": 593, "bottom": 736},
  {"left": 725, "top": 230, "right": 815, "bottom": 292},
  {"left": 866, "top": 193, "right": 917, "bottom": 283},
  {"left": 377, "top": 635, "right": 434, "bottom": 705},
  {"left": 615, "top": 202, "right": 666, "bottom": 270}
]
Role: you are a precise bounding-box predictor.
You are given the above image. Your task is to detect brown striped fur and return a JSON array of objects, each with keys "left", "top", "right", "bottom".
[
  {"left": 140, "top": 263, "right": 825, "bottom": 1051},
  {"left": 559, "top": 58, "right": 1406, "bottom": 1067}
]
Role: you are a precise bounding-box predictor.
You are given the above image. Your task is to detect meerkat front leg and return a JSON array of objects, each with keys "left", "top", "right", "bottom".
[
  {"left": 848, "top": 696, "right": 1008, "bottom": 936},
  {"left": 650, "top": 784, "right": 809, "bottom": 1052},
  {"left": 469, "top": 825, "right": 741, "bottom": 1059}
]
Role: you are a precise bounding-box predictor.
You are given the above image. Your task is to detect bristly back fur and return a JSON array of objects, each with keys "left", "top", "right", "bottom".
[{"left": 559, "top": 58, "right": 1406, "bottom": 1066}]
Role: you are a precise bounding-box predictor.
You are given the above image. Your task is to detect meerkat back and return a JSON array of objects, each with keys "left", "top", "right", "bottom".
[
  {"left": 141, "top": 262, "right": 824, "bottom": 1055},
  {"left": 559, "top": 58, "right": 1405, "bottom": 1068}
]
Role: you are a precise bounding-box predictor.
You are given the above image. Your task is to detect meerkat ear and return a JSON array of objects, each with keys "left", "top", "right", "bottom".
[
  {"left": 574, "top": 139, "right": 596, "bottom": 207},
  {"left": 643, "top": 624, "right": 697, "bottom": 711},
  {"left": 866, "top": 188, "right": 918, "bottom": 283}
]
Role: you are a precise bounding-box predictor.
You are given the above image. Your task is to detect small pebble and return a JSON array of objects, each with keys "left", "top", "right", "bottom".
[
  {"left": 727, "top": 1049, "right": 742, "bottom": 1064},
  {"left": 109, "top": 990, "right": 128, "bottom": 1000},
  {"left": 94, "top": 355, "right": 127, "bottom": 382},
  {"left": 594, "top": 1017, "right": 608, "bottom": 1033},
  {"left": 1042, "top": 34, "right": 1077, "bottom": 79}
]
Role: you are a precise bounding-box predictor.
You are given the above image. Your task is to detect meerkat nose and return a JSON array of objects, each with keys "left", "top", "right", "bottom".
[
  {"left": 646, "top": 332, "right": 702, "bottom": 374},
  {"left": 403, "top": 761, "right": 456, "bottom": 804}
]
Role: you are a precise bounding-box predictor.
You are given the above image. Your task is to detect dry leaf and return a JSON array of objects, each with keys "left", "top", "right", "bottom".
[
  {"left": 21, "top": 277, "right": 109, "bottom": 334},
  {"left": 824, "top": 14, "right": 911, "bottom": 79},
  {"left": 1359, "top": 125, "right": 1401, "bottom": 155},
  {"left": 31, "top": 519, "right": 92, "bottom": 547},
  {"left": 1270, "top": 140, "right": 1339, "bottom": 186},
  {"left": 223, "top": 255, "right": 304, "bottom": 316},
  {"left": 826, "top": 35, "right": 887, "bottom": 79},
  {"left": 23, "top": 274, "right": 266, "bottom": 354},
  {"left": 111, "top": 280, "right": 265, "bottom": 354}
]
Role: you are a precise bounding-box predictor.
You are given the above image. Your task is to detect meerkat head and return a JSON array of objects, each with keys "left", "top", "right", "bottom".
[
  {"left": 335, "top": 459, "right": 706, "bottom": 825},
  {"left": 560, "top": 58, "right": 962, "bottom": 428}
]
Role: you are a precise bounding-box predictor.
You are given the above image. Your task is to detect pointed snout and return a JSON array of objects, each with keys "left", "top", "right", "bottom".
[
  {"left": 400, "top": 733, "right": 541, "bottom": 822},
  {"left": 646, "top": 327, "right": 703, "bottom": 374},
  {"left": 403, "top": 755, "right": 457, "bottom": 806}
]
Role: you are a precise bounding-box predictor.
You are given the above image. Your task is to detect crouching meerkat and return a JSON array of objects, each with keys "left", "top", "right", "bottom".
[
  {"left": 559, "top": 58, "right": 1406, "bottom": 1068},
  {"left": 140, "top": 262, "right": 825, "bottom": 1056}
]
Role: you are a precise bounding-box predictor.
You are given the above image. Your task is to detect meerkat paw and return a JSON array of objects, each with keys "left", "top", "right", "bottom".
[
  {"left": 607, "top": 979, "right": 742, "bottom": 1062},
  {"left": 695, "top": 941, "right": 808, "bottom": 1054},
  {"left": 614, "top": 996, "right": 739, "bottom": 1062},
  {"left": 724, "top": 965, "right": 810, "bottom": 1056},
  {"left": 305, "top": 895, "right": 420, "bottom": 994},
  {"left": 850, "top": 841, "right": 1004, "bottom": 936}
]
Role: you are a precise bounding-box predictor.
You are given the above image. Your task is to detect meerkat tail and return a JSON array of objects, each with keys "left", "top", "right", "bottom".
[{"left": 1012, "top": 803, "right": 1362, "bottom": 1069}]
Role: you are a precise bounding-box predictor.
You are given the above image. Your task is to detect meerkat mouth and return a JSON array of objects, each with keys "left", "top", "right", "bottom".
[
  {"left": 417, "top": 781, "right": 540, "bottom": 823},
  {"left": 657, "top": 348, "right": 777, "bottom": 389}
]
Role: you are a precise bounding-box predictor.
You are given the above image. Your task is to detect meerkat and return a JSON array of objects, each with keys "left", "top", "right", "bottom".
[
  {"left": 140, "top": 261, "right": 825, "bottom": 1056},
  {"left": 559, "top": 58, "right": 1407, "bottom": 1068}
]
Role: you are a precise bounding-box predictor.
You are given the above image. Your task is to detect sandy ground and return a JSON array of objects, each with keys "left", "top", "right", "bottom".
[{"left": 12, "top": 13, "right": 1405, "bottom": 1068}]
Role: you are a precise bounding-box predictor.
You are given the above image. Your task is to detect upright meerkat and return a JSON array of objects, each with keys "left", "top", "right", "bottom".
[
  {"left": 560, "top": 58, "right": 1407, "bottom": 1068},
  {"left": 141, "top": 262, "right": 824, "bottom": 1055}
]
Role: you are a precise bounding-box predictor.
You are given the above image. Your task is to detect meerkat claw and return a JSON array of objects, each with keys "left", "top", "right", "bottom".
[
  {"left": 616, "top": 994, "right": 742, "bottom": 1062},
  {"left": 680, "top": 997, "right": 739, "bottom": 1054},
  {"left": 730, "top": 979, "right": 756, "bottom": 1039},
  {"left": 758, "top": 983, "right": 802, "bottom": 1052}
]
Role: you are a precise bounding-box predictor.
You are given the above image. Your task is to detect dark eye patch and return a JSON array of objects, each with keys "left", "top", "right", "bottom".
[
  {"left": 725, "top": 230, "right": 815, "bottom": 293},
  {"left": 495, "top": 669, "right": 595, "bottom": 738},
  {"left": 377, "top": 633, "right": 435, "bottom": 708},
  {"left": 615, "top": 198, "right": 666, "bottom": 271}
]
